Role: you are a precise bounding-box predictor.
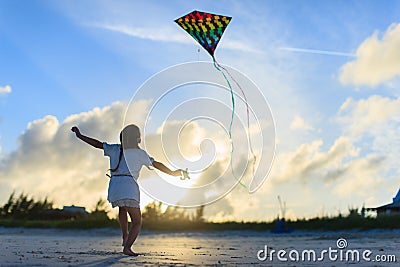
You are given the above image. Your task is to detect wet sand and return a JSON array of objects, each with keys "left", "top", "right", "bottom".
[{"left": 0, "top": 228, "right": 399, "bottom": 266}]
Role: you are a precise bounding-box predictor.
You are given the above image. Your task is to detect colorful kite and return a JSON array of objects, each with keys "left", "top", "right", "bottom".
[
  {"left": 175, "top": 11, "right": 256, "bottom": 187},
  {"left": 174, "top": 10, "right": 232, "bottom": 58}
]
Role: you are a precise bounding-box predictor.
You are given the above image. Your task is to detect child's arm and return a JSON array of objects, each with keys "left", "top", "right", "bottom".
[
  {"left": 152, "top": 161, "right": 182, "bottom": 177},
  {"left": 71, "top": 126, "right": 103, "bottom": 149}
]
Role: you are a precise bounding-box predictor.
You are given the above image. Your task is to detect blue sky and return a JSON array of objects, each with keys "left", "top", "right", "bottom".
[
  {"left": 0, "top": 0, "right": 397, "bottom": 150},
  {"left": 1, "top": 0, "right": 400, "bottom": 220}
]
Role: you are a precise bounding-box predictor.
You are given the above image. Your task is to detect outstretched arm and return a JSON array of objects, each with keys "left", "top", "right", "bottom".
[
  {"left": 152, "top": 161, "right": 182, "bottom": 177},
  {"left": 71, "top": 126, "right": 103, "bottom": 149}
]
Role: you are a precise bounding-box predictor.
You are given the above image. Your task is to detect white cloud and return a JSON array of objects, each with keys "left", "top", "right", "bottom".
[
  {"left": 2, "top": 96, "right": 392, "bottom": 220},
  {"left": 0, "top": 100, "right": 241, "bottom": 214},
  {"left": 337, "top": 95, "right": 400, "bottom": 138},
  {"left": 270, "top": 136, "right": 360, "bottom": 185},
  {"left": 92, "top": 23, "right": 263, "bottom": 54},
  {"left": 325, "top": 95, "right": 400, "bottom": 203},
  {"left": 339, "top": 23, "right": 400, "bottom": 87},
  {"left": 96, "top": 23, "right": 189, "bottom": 44},
  {"left": 332, "top": 155, "right": 385, "bottom": 197},
  {"left": 0, "top": 101, "right": 135, "bottom": 208},
  {"left": 194, "top": 94, "right": 400, "bottom": 220},
  {"left": 337, "top": 95, "right": 400, "bottom": 174},
  {"left": 0, "top": 85, "right": 12, "bottom": 95},
  {"left": 290, "top": 115, "right": 314, "bottom": 131}
]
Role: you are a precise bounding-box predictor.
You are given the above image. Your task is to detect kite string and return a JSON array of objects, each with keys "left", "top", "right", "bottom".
[
  {"left": 213, "top": 57, "right": 257, "bottom": 179},
  {"left": 212, "top": 56, "right": 246, "bottom": 189},
  {"left": 212, "top": 57, "right": 234, "bottom": 138}
]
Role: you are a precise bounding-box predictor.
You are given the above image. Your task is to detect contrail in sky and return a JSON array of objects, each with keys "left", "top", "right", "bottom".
[{"left": 279, "top": 47, "right": 356, "bottom": 57}]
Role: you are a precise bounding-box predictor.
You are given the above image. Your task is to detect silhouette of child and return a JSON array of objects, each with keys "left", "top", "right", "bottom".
[{"left": 71, "top": 124, "right": 183, "bottom": 256}]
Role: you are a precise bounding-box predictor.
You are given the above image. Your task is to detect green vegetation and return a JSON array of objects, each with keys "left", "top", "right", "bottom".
[
  {"left": 0, "top": 192, "right": 119, "bottom": 229},
  {"left": 141, "top": 201, "right": 207, "bottom": 231},
  {"left": 0, "top": 193, "right": 399, "bottom": 231},
  {"left": 0, "top": 192, "right": 53, "bottom": 220},
  {"left": 287, "top": 214, "right": 400, "bottom": 231}
]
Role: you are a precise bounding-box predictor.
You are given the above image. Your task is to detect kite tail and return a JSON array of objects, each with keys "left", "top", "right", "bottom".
[
  {"left": 213, "top": 57, "right": 257, "bottom": 180},
  {"left": 212, "top": 57, "right": 234, "bottom": 139},
  {"left": 212, "top": 56, "right": 246, "bottom": 189}
]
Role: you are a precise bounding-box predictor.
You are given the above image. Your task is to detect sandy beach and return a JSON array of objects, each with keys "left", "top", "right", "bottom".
[{"left": 0, "top": 227, "right": 399, "bottom": 266}]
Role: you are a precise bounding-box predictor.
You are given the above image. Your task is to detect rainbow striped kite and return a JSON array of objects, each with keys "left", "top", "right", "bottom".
[
  {"left": 175, "top": 10, "right": 256, "bottom": 188},
  {"left": 174, "top": 10, "right": 232, "bottom": 58}
]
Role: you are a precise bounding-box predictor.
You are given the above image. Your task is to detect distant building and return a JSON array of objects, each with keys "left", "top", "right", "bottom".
[
  {"left": 62, "top": 205, "right": 88, "bottom": 219},
  {"left": 38, "top": 205, "right": 88, "bottom": 220},
  {"left": 368, "top": 188, "right": 400, "bottom": 216}
]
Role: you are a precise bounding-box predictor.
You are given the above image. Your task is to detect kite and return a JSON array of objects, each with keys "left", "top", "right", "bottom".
[
  {"left": 174, "top": 10, "right": 232, "bottom": 58},
  {"left": 175, "top": 10, "right": 256, "bottom": 188}
]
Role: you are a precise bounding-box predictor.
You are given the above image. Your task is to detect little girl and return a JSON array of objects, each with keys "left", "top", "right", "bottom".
[{"left": 71, "top": 124, "right": 183, "bottom": 256}]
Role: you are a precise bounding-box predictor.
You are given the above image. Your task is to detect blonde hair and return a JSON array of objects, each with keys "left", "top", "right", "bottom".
[{"left": 110, "top": 124, "right": 141, "bottom": 173}]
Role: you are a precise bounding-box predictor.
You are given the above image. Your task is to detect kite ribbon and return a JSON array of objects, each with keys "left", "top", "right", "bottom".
[
  {"left": 212, "top": 56, "right": 257, "bottom": 189},
  {"left": 212, "top": 58, "right": 257, "bottom": 179}
]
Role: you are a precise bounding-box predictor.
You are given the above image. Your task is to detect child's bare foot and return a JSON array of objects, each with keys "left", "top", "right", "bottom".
[{"left": 123, "top": 247, "right": 138, "bottom": 256}]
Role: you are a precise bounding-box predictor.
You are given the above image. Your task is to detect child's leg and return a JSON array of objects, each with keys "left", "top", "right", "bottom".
[
  {"left": 118, "top": 207, "right": 128, "bottom": 246},
  {"left": 123, "top": 207, "right": 142, "bottom": 256}
]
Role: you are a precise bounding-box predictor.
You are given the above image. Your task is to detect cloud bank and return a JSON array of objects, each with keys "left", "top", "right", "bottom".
[
  {"left": 0, "top": 100, "right": 246, "bottom": 213},
  {"left": 0, "top": 101, "right": 133, "bottom": 208},
  {"left": 339, "top": 23, "right": 400, "bottom": 87},
  {"left": 1, "top": 95, "right": 399, "bottom": 220}
]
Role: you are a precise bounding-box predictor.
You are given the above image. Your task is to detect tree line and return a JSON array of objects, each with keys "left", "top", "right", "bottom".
[
  {"left": 1, "top": 192, "right": 399, "bottom": 231},
  {"left": 0, "top": 192, "right": 205, "bottom": 230}
]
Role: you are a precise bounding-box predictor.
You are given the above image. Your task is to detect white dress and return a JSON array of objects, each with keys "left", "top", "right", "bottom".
[{"left": 103, "top": 143, "right": 153, "bottom": 208}]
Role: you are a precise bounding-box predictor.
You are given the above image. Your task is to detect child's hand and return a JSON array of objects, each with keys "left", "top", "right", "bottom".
[
  {"left": 71, "top": 126, "right": 81, "bottom": 136},
  {"left": 180, "top": 168, "right": 190, "bottom": 180}
]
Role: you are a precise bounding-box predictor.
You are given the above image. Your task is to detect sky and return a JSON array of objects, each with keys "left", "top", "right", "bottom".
[{"left": 1, "top": 0, "right": 400, "bottom": 221}]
